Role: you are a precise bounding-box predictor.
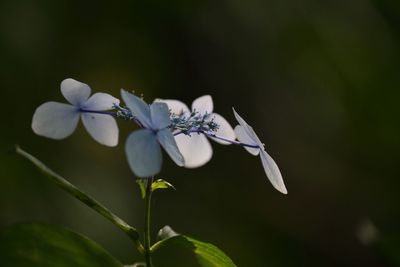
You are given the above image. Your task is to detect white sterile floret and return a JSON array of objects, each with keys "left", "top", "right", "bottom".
[
  {"left": 156, "top": 95, "right": 235, "bottom": 168},
  {"left": 121, "top": 90, "right": 184, "bottom": 178},
  {"left": 233, "top": 108, "right": 287, "bottom": 194},
  {"left": 32, "top": 78, "right": 120, "bottom": 147}
]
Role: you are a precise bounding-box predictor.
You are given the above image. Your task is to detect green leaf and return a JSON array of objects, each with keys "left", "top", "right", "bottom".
[
  {"left": 151, "top": 179, "right": 175, "bottom": 192},
  {"left": 0, "top": 223, "right": 123, "bottom": 267},
  {"left": 152, "top": 226, "right": 237, "bottom": 267},
  {"left": 15, "top": 146, "right": 143, "bottom": 253},
  {"left": 136, "top": 179, "right": 147, "bottom": 199},
  {"left": 136, "top": 179, "right": 175, "bottom": 199}
]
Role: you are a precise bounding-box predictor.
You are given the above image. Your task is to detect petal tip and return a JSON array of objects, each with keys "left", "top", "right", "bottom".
[
  {"left": 100, "top": 138, "right": 119, "bottom": 147},
  {"left": 120, "top": 89, "right": 128, "bottom": 98},
  {"left": 277, "top": 185, "right": 288, "bottom": 195},
  {"left": 177, "top": 159, "right": 185, "bottom": 167}
]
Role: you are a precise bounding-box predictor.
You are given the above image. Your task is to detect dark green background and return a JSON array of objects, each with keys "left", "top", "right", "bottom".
[{"left": 1, "top": 0, "right": 400, "bottom": 266}]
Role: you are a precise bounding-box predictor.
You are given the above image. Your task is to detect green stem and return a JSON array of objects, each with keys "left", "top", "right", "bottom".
[
  {"left": 144, "top": 177, "right": 154, "bottom": 267},
  {"left": 15, "top": 145, "right": 144, "bottom": 254}
]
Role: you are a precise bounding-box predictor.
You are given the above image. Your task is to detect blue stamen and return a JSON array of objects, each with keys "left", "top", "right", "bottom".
[{"left": 81, "top": 106, "right": 258, "bottom": 149}]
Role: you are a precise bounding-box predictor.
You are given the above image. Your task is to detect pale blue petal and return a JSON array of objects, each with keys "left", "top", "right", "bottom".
[
  {"left": 81, "top": 113, "right": 119, "bottom": 147},
  {"left": 232, "top": 108, "right": 262, "bottom": 145},
  {"left": 234, "top": 125, "right": 260, "bottom": 156},
  {"left": 150, "top": 102, "right": 171, "bottom": 130},
  {"left": 246, "top": 124, "right": 263, "bottom": 146},
  {"left": 192, "top": 95, "right": 213, "bottom": 114},
  {"left": 175, "top": 133, "right": 212, "bottom": 168},
  {"left": 232, "top": 107, "right": 248, "bottom": 127},
  {"left": 61, "top": 78, "right": 91, "bottom": 106},
  {"left": 125, "top": 129, "right": 162, "bottom": 177},
  {"left": 32, "top": 102, "right": 80, "bottom": 139},
  {"left": 157, "top": 128, "right": 184, "bottom": 167},
  {"left": 121, "top": 90, "right": 152, "bottom": 128},
  {"left": 260, "top": 149, "right": 287, "bottom": 194},
  {"left": 209, "top": 113, "right": 235, "bottom": 145},
  {"left": 82, "top": 93, "right": 120, "bottom": 111},
  {"left": 233, "top": 108, "right": 286, "bottom": 194},
  {"left": 155, "top": 99, "right": 190, "bottom": 115}
]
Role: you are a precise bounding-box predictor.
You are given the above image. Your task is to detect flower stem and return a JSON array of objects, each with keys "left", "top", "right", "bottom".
[
  {"left": 144, "top": 177, "right": 154, "bottom": 267},
  {"left": 174, "top": 130, "right": 260, "bottom": 149}
]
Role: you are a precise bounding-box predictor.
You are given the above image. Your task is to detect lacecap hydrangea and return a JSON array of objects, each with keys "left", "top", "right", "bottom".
[{"left": 32, "top": 78, "right": 287, "bottom": 194}]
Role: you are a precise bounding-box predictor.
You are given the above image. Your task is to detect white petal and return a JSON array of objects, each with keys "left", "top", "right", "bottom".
[
  {"left": 155, "top": 99, "right": 190, "bottom": 115},
  {"left": 232, "top": 108, "right": 262, "bottom": 145},
  {"left": 232, "top": 107, "right": 248, "bottom": 127},
  {"left": 175, "top": 133, "right": 212, "bottom": 168},
  {"left": 61, "top": 78, "right": 91, "bottom": 106},
  {"left": 157, "top": 128, "right": 184, "bottom": 166},
  {"left": 192, "top": 95, "right": 213, "bottom": 114},
  {"left": 82, "top": 93, "right": 120, "bottom": 111},
  {"left": 150, "top": 102, "right": 171, "bottom": 130},
  {"left": 121, "top": 90, "right": 152, "bottom": 128},
  {"left": 234, "top": 125, "right": 260, "bottom": 156},
  {"left": 125, "top": 129, "right": 162, "bottom": 177},
  {"left": 32, "top": 102, "right": 80, "bottom": 140},
  {"left": 209, "top": 113, "right": 235, "bottom": 145},
  {"left": 81, "top": 113, "right": 119, "bottom": 147},
  {"left": 260, "top": 150, "right": 287, "bottom": 194}
]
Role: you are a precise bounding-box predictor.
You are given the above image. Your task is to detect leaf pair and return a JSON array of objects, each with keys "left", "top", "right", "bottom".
[
  {"left": 10, "top": 147, "right": 236, "bottom": 267},
  {"left": 0, "top": 224, "right": 236, "bottom": 267},
  {"left": 136, "top": 179, "right": 175, "bottom": 199}
]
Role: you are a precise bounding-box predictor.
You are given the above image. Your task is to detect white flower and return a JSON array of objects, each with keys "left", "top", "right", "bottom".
[
  {"left": 233, "top": 108, "right": 287, "bottom": 194},
  {"left": 121, "top": 90, "right": 184, "bottom": 177},
  {"left": 32, "top": 78, "right": 120, "bottom": 147},
  {"left": 157, "top": 95, "right": 235, "bottom": 168}
]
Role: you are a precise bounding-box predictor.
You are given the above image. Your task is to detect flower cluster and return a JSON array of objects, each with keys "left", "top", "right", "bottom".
[
  {"left": 170, "top": 111, "right": 219, "bottom": 135},
  {"left": 32, "top": 78, "right": 287, "bottom": 194}
]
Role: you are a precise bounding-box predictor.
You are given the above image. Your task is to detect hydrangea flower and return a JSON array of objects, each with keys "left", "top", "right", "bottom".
[
  {"left": 157, "top": 95, "right": 235, "bottom": 168},
  {"left": 233, "top": 108, "right": 287, "bottom": 194},
  {"left": 121, "top": 90, "right": 184, "bottom": 177},
  {"left": 32, "top": 78, "right": 120, "bottom": 147}
]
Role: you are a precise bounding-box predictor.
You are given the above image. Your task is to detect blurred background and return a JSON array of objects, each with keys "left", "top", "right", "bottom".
[{"left": 1, "top": 0, "right": 400, "bottom": 266}]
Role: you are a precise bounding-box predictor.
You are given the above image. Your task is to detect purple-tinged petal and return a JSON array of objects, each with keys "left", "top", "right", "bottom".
[
  {"left": 232, "top": 108, "right": 262, "bottom": 145},
  {"left": 234, "top": 125, "right": 260, "bottom": 155}
]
